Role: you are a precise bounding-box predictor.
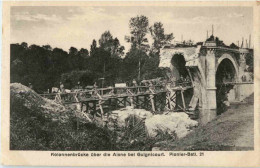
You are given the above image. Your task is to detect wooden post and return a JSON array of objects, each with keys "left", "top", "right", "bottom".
[
  {"left": 130, "top": 96, "right": 134, "bottom": 108},
  {"left": 99, "top": 99, "right": 104, "bottom": 125},
  {"left": 166, "top": 91, "right": 171, "bottom": 110},
  {"left": 93, "top": 101, "right": 96, "bottom": 116},
  {"left": 80, "top": 102, "right": 83, "bottom": 112},
  {"left": 187, "top": 68, "right": 194, "bottom": 87},
  {"left": 181, "top": 90, "right": 186, "bottom": 111},
  {"left": 150, "top": 94, "right": 156, "bottom": 112}
]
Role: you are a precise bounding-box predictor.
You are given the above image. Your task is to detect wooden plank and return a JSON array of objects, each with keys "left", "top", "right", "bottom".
[
  {"left": 150, "top": 94, "right": 155, "bottom": 112},
  {"left": 181, "top": 90, "right": 186, "bottom": 111}
]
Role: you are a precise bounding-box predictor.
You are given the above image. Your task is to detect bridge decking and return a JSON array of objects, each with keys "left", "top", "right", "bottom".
[{"left": 40, "top": 83, "right": 194, "bottom": 117}]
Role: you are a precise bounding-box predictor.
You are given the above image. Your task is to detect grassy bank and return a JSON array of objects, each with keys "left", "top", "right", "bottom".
[
  {"left": 10, "top": 83, "right": 119, "bottom": 150},
  {"left": 160, "top": 94, "right": 254, "bottom": 151}
]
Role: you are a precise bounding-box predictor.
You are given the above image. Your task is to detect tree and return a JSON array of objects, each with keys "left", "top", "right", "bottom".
[
  {"left": 69, "top": 47, "right": 78, "bottom": 55},
  {"left": 123, "top": 47, "right": 148, "bottom": 82},
  {"left": 21, "top": 42, "right": 28, "bottom": 49},
  {"left": 99, "top": 31, "right": 114, "bottom": 51},
  {"left": 99, "top": 31, "right": 125, "bottom": 57},
  {"left": 42, "top": 45, "right": 52, "bottom": 51},
  {"left": 141, "top": 52, "right": 163, "bottom": 79},
  {"left": 149, "top": 22, "right": 174, "bottom": 52},
  {"left": 90, "top": 39, "right": 97, "bottom": 56},
  {"left": 69, "top": 47, "right": 86, "bottom": 70},
  {"left": 89, "top": 48, "right": 110, "bottom": 74},
  {"left": 126, "top": 15, "right": 150, "bottom": 80},
  {"left": 11, "top": 42, "right": 93, "bottom": 92},
  {"left": 61, "top": 70, "right": 95, "bottom": 89},
  {"left": 127, "top": 15, "right": 149, "bottom": 50},
  {"left": 79, "top": 48, "right": 89, "bottom": 58},
  {"left": 112, "top": 38, "right": 125, "bottom": 57}
]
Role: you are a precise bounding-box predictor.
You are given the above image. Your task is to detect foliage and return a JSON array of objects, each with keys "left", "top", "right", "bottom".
[
  {"left": 123, "top": 47, "right": 148, "bottom": 81},
  {"left": 127, "top": 15, "right": 150, "bottom": 50},
  {"left": 149, "top": 22, "right": 174, "bottom": 52},
  {"left": 124, "top": 15, "right": 150, "bottom": 80},
  {"left": 99, "top": 31, "right": 125, "bottom": 57},
  {"left": 11, "top": 15, "right": 175, "bottom": 93},
  {"left": 60, "top": 70, "right": 95, "bottom": 89},
  {"left": 90, "top": 39, "right": 97, "bottom": 56}
]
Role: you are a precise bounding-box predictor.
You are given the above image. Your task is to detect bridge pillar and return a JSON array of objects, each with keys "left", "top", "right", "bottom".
[
  {"left": 238, "top": 52, "right": 247, "bottom": 81},
  {"left": 237, "top": 52, "right": 247, "bottom": 101},
  {"left": 205, "top": 48, "right": 217, "bottom": 109}
]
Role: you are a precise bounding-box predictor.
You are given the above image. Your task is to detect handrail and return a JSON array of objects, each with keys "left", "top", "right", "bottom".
[{"left": 39, "top": 82, "right": 192, "bottom": 98}]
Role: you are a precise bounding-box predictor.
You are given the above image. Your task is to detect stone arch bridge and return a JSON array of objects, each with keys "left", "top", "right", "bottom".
[{"left": 159, "top": 39, "right": 253, "bottom": 110}]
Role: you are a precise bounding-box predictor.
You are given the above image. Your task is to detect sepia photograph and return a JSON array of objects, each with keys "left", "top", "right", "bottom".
[
  {"left": 2, "top": 1, "right": 260, "bottom": 167},
  {"left": 9, "top": 5, "right": 255, "bottom": 151}
]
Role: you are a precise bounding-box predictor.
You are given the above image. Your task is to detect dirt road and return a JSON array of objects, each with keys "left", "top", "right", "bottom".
[{"left": 162, "top": 94, "right": 254, "bottom": 151}]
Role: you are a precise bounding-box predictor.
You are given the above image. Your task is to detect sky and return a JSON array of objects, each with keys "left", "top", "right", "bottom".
[{"left": 11, "top": 6, "right": 253, "bottom": 52}]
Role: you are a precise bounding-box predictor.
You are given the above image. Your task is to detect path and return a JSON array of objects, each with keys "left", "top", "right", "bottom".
[{"left": 162, "top": 94, "right": 254, "bottom": 151}]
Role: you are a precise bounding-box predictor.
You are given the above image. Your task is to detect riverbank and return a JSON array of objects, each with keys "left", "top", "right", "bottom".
[{"left": 160, "top": 94, "right": 254, "bottom": 151}]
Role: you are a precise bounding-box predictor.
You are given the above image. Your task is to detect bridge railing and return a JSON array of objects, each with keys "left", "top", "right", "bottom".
[
  {"left": 40, "top": 85, "right": 168, "bottom": 102},
  {"left": 39, "top": 81, "right": 194, "bottom": 111},
  {"left": 40, "top": 81, "right": 193, "bottom": 102}
]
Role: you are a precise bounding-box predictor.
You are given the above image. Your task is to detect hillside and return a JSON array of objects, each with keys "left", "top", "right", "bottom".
[{"left": 10, "top": 83, "right": 115, "bottom": 150}]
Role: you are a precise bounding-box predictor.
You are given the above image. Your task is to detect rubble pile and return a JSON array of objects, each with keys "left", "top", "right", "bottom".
[
  {"left": 109, "top": 106, "right": 153, "bottom": 127},
  {"left": 110, "top": 106, "right": 198, "bottom": 139},
  {"left": 145, "top": 112, "right": 198, "bottom": 139}
]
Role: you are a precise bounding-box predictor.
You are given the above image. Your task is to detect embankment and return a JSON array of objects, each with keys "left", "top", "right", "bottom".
[{"left": 160, "top": 94, "right": 254, "bottom": 151}]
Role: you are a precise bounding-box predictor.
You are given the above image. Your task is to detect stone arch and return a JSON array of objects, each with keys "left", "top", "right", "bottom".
[
  {"left": 170, "top": 53, "right": 189, "bottom": 81},
  {"left": 170, "top": 52, "right": 207, "bottom": 110},
  {"left": 216, "top": 53, "right": 239, "bottom": 82},
  {"left": 159, "top": 47, "right": 207, "bottom": 109},
  {"left": 215, "top": 53, "right": 239, "bottom": 109}
]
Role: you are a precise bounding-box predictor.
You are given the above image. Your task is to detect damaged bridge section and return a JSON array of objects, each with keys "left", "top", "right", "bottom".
[
  {"left": 159, "top": 37, "right": 254, "bottom": 110},
  {"left": 159, "top": 45, "right": 207, "bottom": 110}
]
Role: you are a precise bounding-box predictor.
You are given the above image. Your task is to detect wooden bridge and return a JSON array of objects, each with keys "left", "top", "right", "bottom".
[{"left": 40, "top": 82, "right": 193, "bottom": 118}]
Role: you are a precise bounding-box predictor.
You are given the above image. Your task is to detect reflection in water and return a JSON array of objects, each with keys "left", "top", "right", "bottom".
[{"left": 196, "top": 108, "right": 217, "bottom": 125}]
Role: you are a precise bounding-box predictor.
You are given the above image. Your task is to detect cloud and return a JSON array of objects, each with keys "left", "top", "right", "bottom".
[
  {"left": 13, "top": 13, "right": 62, "bottom": 23},
  {"left": 67, "top": 7, "right": 130, "bottom": 24},
  {"left": 150, "top": 12, "right": 222, "bottom": 26},
  {"left": 171, "top": 16, "right": 221, "bottom": 25},
  {"left": 11, "top": 6, "right": 252, "bottom": 52}
]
